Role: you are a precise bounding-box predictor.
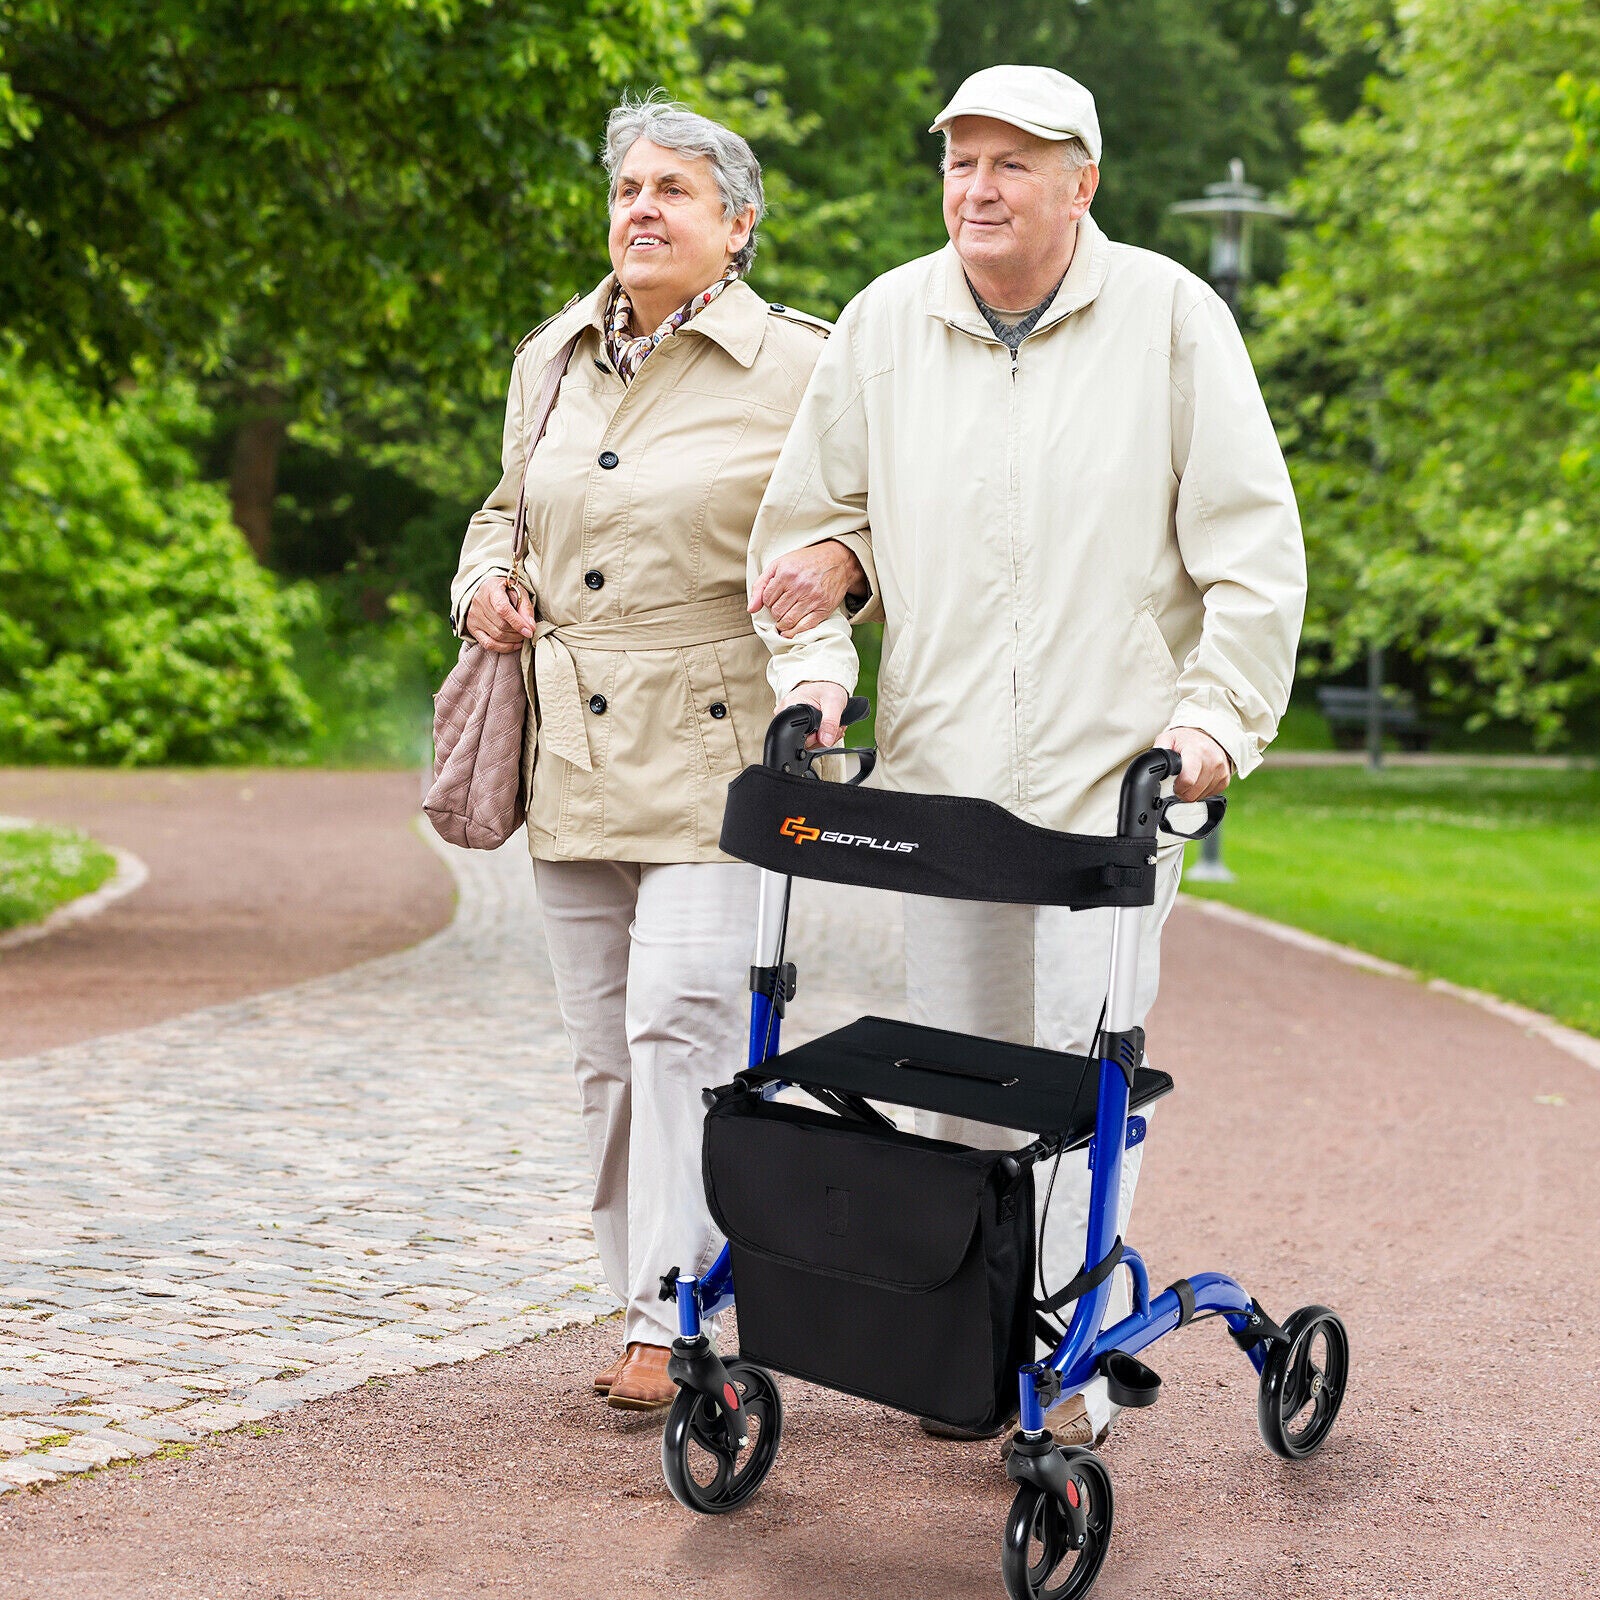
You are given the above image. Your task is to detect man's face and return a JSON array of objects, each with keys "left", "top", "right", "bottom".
[{"left": 941, "top": 116, "right": 1098, "bottom": 285}]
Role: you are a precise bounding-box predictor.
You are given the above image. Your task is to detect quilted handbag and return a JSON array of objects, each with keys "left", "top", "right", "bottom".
[{"left": 423, "top": 331, "right": 581, "bottom": 849}]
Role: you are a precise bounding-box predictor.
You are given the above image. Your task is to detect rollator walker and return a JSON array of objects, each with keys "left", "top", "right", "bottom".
[{"left": 659, "top": 699, "right": 1349, "bottom": 1599}]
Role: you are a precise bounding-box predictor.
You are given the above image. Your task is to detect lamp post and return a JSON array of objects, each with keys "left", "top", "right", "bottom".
[{"left": 1169, "top": 160, "right": 1292, "bottom": 883}]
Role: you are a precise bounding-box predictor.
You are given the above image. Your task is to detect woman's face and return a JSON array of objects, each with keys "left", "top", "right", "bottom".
[{"left": 607, "top": 140, "right": 753, "bottom": 319}]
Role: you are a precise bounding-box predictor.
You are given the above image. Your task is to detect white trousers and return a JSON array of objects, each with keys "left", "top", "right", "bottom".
[
  {"left": 904, "top": 852, "right": 1183, "bottom": 1434},
  {"left": 533, "top": 859, "right": 759, "bottom": 1345}
]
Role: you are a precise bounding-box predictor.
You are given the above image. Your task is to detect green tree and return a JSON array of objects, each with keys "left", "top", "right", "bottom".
[
  {"left": 1255, "top": 0, "right": 1600, "bottom": 744},
  {"left": 0, "top": 0, "right": 700, "bottom": 558},
  {"left": 0, "top": 346, "right": 313, "bottom": 764},
  {"left": 695, "top": 0, "right": 944, "bottom": 316}
]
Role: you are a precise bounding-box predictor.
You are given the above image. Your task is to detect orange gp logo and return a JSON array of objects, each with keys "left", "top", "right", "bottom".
[{"left": 780, "top": 815, "right": 821, "bottom": 845}]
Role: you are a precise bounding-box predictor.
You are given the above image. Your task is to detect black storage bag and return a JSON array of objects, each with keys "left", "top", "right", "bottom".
[{"left": 703, "top": 1089, "right": 1035, "bottom": 1432}]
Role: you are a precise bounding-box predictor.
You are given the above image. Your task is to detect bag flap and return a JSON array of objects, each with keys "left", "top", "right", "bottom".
[{"left": 704, "top": 1096, "right": 999, "bottom": 1293}]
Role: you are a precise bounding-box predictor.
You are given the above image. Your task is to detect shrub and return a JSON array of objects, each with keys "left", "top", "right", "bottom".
[{"left": 0, "top": 349, "right": 313, "bottom": 764}]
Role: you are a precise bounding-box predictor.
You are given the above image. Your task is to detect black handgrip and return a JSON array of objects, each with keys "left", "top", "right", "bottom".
[
  {"left": 763, "top": 704, "right": 823, "bottom": 774},
  {"left": 1116, "top": 747, "right": 1183, "bottom": 839},
  {"left": 761, "top": 697, "right": 873, "bottom": 776}
]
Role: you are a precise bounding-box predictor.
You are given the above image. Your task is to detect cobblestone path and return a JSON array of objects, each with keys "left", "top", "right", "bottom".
[
  {"left": 0, "top": 833, "right": 621, "bottom": 1491},
  {"left": 0, "top": 828, "right": 902, "bottom": 1496}
]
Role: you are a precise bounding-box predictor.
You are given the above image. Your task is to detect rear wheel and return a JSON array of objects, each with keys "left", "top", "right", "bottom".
[
  {"left": 1258, "top": 1305, "right": 1349, "bottom": 1460},
  {"left": 1001, "top": 1450, "right": 1114, "bottom": 1600},
  {"left": 661, "top": 1358, "right": 782, "bottom": 1514}
]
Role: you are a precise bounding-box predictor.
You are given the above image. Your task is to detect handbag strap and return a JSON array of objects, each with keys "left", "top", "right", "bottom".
[{"left": 508, "top": 328, "right": 584, "bottom": 586}]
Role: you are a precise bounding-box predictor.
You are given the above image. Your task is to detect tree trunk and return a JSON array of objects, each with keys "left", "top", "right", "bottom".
[{"left": 228, "top": 394, "right": 288, "bottom": 561}]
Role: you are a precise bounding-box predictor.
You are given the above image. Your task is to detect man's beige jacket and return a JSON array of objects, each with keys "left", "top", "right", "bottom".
[
  {"left": 749, "top": 213, "right": 1306, "bottom": 838},
  {"left": 451, "top": 276, "right": 831, "bottom": 861}
]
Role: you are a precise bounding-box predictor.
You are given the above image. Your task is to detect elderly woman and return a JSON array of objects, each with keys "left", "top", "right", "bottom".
[{"left": 450, "top": 98, "right": 857, "bottom": 1412}]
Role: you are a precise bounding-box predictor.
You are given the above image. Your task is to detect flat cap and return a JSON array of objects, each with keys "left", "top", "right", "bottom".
[{"left": 930, "top": 65, "right": 1102, "bottom": 164}]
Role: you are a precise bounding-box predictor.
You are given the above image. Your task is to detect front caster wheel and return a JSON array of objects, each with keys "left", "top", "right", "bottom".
[
  {"left": 1001, "top": 1451, "right": 1114, "bottom": 1600},
  {"left": 1258, "top": 1304, "right": 1349, "bottom": 1460},
  {"left": 662, "top": 1358, "right": 782, "bottom": 1514}
]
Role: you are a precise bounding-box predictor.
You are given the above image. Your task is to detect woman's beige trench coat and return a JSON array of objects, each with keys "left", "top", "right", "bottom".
[{"left": 450, "top": 275, "right": 835, "bottom": 862}]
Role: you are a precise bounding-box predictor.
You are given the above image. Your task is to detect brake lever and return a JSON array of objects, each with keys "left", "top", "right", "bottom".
[
  {"left": 797, "top": 743, "right": 877, "bottom": 786},
  {"left": 1156, "top": 793, "right": 1227, "bottom": 840}
]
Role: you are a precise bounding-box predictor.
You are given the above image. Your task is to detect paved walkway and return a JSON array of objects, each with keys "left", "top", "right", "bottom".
[
  {"left": 0, "top": 828, "right": 891, "bottom": 1493},
  {"left": 0, "top": 834, "right": 615, "bottom": 1487}
]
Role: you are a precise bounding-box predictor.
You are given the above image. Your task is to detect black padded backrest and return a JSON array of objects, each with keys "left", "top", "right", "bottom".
[{"left": 719, "top": 767, "right": 1156, "bottom": 909}]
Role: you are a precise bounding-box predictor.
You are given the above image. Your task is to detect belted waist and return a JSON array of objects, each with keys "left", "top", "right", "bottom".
[{"left": 529, "top": 592, "right": 756, "bottom": 772}]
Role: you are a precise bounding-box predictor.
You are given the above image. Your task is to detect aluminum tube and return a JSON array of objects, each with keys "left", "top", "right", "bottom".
[{"left": 1104, "top": 903, "right": 1143, "bottom": 1033}]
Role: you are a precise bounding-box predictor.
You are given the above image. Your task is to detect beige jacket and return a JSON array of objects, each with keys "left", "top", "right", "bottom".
[
  {"left": 451, "top": 275, "right": 834, "bottom": 861},
  {"left": 749, "top": 214, "right": 1306, "bottom": 838}
]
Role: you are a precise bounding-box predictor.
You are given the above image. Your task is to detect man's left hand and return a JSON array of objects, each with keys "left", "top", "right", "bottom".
[
  {"left": 750, "top": 540, "right": 868, "bottom": 638},
  {"left": 1161, "top": 726, "right": 1232, "bottom": 802}
]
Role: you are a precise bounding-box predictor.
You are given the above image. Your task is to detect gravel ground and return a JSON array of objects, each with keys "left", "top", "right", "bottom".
[
  {"left": 0, "top": 768, "right": 455, "bottom": 1059},
  {"left": 1, "top": 869, "right": 1595, "bottom": 1598}
]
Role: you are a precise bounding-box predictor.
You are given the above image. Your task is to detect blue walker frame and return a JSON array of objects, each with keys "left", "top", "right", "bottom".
[
  {"left": 660, "top": 713, "right": 1346, "bottom": 1593},
  {"left": 671, "top": 939, "right": 1268, "bottom": 1435},
  {"left": 669, "top": 745, "right": 1269, "bottom": 1440}
]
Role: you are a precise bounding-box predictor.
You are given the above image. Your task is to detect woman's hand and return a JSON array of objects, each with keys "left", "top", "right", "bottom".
[
  {"left": 750, "top": 540, "right": 868, "bottom": 638},
  {"left": 466, "top": 577, "right": 537, "bottom": 653}
]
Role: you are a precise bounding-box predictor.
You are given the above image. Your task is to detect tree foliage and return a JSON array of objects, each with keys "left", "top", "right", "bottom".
[
  {"left": 0, "top": 0, "right": 701, "bottom": 549},
  {"left": 0, "top": 347, "right": 312, "bottom": 763},
  {"left": 1255, "top": 0, "right": 1600, "bottom": 744}
]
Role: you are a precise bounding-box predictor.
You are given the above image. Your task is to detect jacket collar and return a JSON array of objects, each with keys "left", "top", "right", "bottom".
[
  {"left": 552, "top": 272, "right": 767, "bottom": 369},
  {"left": 926, "top": 211, "right": 1111, "bottom": 343}
]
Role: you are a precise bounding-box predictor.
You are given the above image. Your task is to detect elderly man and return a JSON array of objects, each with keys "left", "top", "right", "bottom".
[{"left": 747, "top": 65, "right": 1306, "bottom": 1447}]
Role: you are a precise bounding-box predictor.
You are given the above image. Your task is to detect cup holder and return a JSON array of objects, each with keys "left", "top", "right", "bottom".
[{"left": 1098, "top": 1350, "right": 1162, "bottom": 1408}]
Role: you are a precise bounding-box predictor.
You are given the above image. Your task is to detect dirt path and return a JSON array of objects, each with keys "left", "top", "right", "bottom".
[
  {"left": 1, "top": 889, "right": 1594, "bottom": 1598},
  {"left": 0, "top": 769, "right": 455, "bottom": 1059}
]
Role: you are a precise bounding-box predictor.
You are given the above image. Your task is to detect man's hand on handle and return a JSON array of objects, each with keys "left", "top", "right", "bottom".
[
  {"left": 1161, "top": 726, "right": 1232, "bottom": 802},
  {"left": 750, "top": 541, "right": 869, "bottom": 638},
  {"left": 779, "top": 682, "right": 851, "bottom": 750},
  {"left": 466, "top": 577, "right": 537, "bottom": 654}
]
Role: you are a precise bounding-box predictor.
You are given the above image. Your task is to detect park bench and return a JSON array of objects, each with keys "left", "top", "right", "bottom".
[{"left": 1315, "top": 685, "right": 1433, "bottom": 750}]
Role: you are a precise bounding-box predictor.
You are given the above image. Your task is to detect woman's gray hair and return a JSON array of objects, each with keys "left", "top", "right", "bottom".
[{"left": 603, "top": 94, "right": 765, "bottom": 274}]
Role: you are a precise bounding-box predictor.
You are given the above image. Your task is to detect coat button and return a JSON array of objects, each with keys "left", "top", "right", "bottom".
[
  {"left": 770, "top": 303, "right": 787, "bottom": 312},
  {"left": 708, "top": 702, "right": 727, "bottom": 719},
  {"left": 593, "top": 357, "right": 610, "bottom": 373},
  {"left": 598, "top": 450, "right": 619, "bottom": 469},
  {"left": 584, "top": 570, "right": 604, "bottom": 590},
  {"left": 589, "top": 694, "right": 607, "bottom": 715}
]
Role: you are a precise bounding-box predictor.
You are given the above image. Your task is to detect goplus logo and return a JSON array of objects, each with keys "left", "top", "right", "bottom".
[{"left": 779, "top": 816, "right": 919, "bottom": 855}]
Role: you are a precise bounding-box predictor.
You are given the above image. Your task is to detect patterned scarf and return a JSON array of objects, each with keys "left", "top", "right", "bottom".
[{"left": 604, "top": 265, "right": 741, "bottom": 384}]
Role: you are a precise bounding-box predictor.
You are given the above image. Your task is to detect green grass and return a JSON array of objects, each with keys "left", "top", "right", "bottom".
[
  {"left": 0, "top": 825, "right": 118, "bottom": 933},
  {"left": 1184, "top": 764, "right": 1600, "bottom": 1036}
]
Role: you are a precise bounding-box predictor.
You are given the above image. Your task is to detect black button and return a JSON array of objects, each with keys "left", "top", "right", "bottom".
[
  {"left": 708, "top": 702, "right": 727, "bottom": 719},
  {"left": 770, "top": 302, "right": 787, "bottom": 312},
  {"left": 593, "top": 357, "right": 610, "bottom": 373},
  {"left": 598, "top": 450, "right": 619, "bottom": 469},
  {"left": 589, "top": 694, "right": 607, "bottom": 715},
  {"left": 584, "top": 570, "right": 604, "bottom": 590}
]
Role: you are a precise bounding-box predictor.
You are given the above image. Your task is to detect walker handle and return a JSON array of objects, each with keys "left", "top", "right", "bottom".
[{"left": 762, "top": 696, "right": 871, "bottom": 775}]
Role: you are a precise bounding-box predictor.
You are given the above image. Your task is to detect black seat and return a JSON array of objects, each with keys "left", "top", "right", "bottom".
[{"left": 744, "top": 1016, "right": 1173, "bottom": 1145}]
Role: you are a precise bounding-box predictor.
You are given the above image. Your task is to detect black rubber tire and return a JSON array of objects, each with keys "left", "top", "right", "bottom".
[
  {"left": 1001, "top": 1450, "right": 1114, "bottom": 1600},
  {"left": 661, "top": 1358, "right": 783, "bottom": 1515},
  {"left": 1257, "top": 1304, "right": 1349, "bottom": 1461}
]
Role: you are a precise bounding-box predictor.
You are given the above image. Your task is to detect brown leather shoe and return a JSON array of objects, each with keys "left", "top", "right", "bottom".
[
  {"left": 592, "top": 1345, "right": 631, "bottom": 1396},
  {"left": 606, "top": 1342, "right": 676, "bottom": 1411}
]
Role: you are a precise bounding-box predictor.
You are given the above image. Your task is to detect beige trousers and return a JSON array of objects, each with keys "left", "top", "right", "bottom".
[
  {"left": 904, "top": 851, "right": 1184, "bottom": 1434},
  {"left": 533, "top": 859, "right": 759, "bottom": 1345}
]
